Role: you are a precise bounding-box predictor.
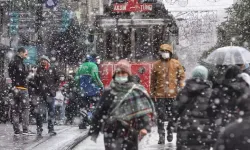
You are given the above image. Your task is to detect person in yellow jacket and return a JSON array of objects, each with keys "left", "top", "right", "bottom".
[{"left": 151, "top": 44, "right": 185, "bottom": 144}]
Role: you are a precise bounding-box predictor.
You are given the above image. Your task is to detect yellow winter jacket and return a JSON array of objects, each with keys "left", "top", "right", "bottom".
[{"left": 150, "top": 59, "right": 185, "bottom": 98}]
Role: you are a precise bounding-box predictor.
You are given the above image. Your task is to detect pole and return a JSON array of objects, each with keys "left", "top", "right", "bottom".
[{"left": 36, "top": 0, "right": 43, "bottom": 56}]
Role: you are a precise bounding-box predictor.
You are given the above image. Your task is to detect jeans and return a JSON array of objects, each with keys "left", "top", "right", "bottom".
[
  {"left": 35, "top": 95, "right": 55, "bottom": 132},
  {"left": 11, "top": 89, "right": 30, "bottom": 133},
  {"left": 155, "top": 98, "right": 175, "bottom": 137},
  {"left": 55, "top": 104, "right": 65, "bottom": 121}
]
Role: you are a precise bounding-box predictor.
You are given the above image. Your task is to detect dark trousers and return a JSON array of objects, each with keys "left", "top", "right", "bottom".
[
  {"left": 11, "top": 89, "right": 30, "bottom": 133},
  {"left": 35, "top": 95, "right": 55, "bottom": 132},
  {"left": 78, "top": 96, "right": 100, "bottom": 127},
  {"left": 155, "top": 98, "right": 175, "bottom": 137},
  {"left": 103, "top": 122, "right": 138, "bottom": 150}
]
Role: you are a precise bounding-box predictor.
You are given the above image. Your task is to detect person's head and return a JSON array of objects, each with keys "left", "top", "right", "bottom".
[
  {"left": 85, "top": 53, "right": 101, "bottom": 64},
  {"left": 159, "top": 44, "right": 173, "bottom": 60},
  {"left": 113, "top": 59, "right": 131, "bottom": 84},
  {"left": 17, "top": 47, "right": 28, "bottom": 59},
  {"left": 60, "top": 75, "right": 65, "bottom": 81},
  {"left": 224, "top": 65, "right": 242, "bottom": 80},
  {"left": 236, "top": 63, "right": 250, "bottom": 71},
  {"left": 40, "top": 55, "right": 50, "bottom": 69},
  {"left": 191, "top": 65, "right": 209, "bottom": 80}
]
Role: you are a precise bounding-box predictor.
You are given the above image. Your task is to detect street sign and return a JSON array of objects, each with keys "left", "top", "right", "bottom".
[
  {"left": 113, "top": 1, "right": 153, "bottom": 12},
  {"left": 45, "top": 0, "right": 58, "bottom": 9}
]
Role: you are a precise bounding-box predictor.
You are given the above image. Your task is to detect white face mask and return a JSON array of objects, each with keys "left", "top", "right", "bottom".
[
  {"left": 115, "top": 76, "right": 128, "bottom": 84},
  {"left": 60, "top": 77, "right": 65, "bottom": 81},
  {"left": 96, "top": 59, "right": 101, "bottom": 64},
  {"left": 161, "top": 52, "right": 170, "bottom": 59}
]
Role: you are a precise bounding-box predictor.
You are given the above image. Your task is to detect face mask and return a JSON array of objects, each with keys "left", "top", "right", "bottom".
[
  {"left": 60, "top": 77, "right": 65, "bottom": 81},
  {"left": 96, "top": 59, "right": 101, "bottom": 64},
  {"left": 244, "top": 63, "right": 250, "bottom": 70},
  {"left": 115, "top": 76, "right": 128, "bottom": 84},
  {"left": 161, "top": 52, "right": 170, "bottom": 59}
]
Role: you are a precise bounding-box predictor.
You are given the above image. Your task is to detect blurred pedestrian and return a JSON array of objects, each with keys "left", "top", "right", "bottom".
[
  {"left": 89, "top": 59, "right": 155, "bottom": 150},
  {"left": 8, "top": 47, "right": 34, "bottom": 135},
  {"left": 236, "top": 63, "right": 250, "bottom": 76},
  {"left": 65, "top": 74, "right": 78, "bottom": 125},
  {"left": 174, "top": 66, "right": 213, "bottom": 150},
  {"left": 34, "top": 55, "right": 59, "bottom": 136},
  {"left": 214, "top": 75, "right": 250, "bottom": 150},
  {"left": 75, "top": 53, "right": 103, "bottom": 129},
  {"left": 207, "top": 65, "right": 249, "bottom": 144},
  {"left": 150, "top": 44, "right": 185, "bottom": 144}
]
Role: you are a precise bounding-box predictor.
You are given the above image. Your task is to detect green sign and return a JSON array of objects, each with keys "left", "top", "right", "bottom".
[
  {"left": 9, "top": 12, "right": 19, "bottom": 35},
  {"left": 22, "top": 46, "right": 37, "bottom": 65}
]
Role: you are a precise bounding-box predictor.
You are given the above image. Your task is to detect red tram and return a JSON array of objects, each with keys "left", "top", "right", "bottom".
[{"left": 93, "top": 0, "right": 179, "bottom": 92}]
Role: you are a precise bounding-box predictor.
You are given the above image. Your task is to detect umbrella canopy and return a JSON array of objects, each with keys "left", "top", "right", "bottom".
[{"left": 204, "top": 46, "right": 250, "bottom": 65}]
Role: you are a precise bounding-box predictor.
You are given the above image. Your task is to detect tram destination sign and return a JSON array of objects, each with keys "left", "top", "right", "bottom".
[{"left": 113, "top": 3, "right": 153, "bottom": 12}]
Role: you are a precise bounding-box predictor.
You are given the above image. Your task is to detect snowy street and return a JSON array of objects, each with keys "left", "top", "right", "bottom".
[{"left": 73, "top": 125, "right": 177, "bottom": 150}]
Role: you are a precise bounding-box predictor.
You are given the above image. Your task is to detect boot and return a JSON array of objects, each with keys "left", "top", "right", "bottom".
[
  {"left": 158, "top": 134, "right": 165, "bottom": 144},
  {"left": 48, "top": 130, "right": 57, "bottom": 136},
  {"left": 167, "top": 132, "right": 173, "bottom": 142}
]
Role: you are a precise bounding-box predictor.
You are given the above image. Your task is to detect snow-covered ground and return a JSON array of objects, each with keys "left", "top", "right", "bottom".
[{"left": 73, "top": 125, "right": 177, "bottom": 150}]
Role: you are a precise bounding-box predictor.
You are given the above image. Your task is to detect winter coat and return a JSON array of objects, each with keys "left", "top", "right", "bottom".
[
  {"left": 174, "top": 78, "right": 213, "bottom": 150},
  {"left": 28, "top": 76, "right": 40, "bottom": 95},
  {"left": 207, "top": 76, "right": 249, "bottom": 143},
  {"left": 35, "top": 66, "right": 59, "bottom": 97},
  {"left": 214, "top": 84, "right": 250, "bottom": 150},
  {"left": 8, "top": 55, "right": 29, "bottom": 88},
  {"left": 150, "top": 59, "right": 185, "bottom": 98},
  {"left": 75, "top": 61, "right": 103, "bottom": 97},
  {"left": 214, "top": 115, "right": 250, "bottom": 150},
  {"left": 89, "top": 81, "right": 155, "bottom": 150}
]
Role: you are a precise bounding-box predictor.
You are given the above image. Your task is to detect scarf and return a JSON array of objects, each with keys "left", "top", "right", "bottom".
[{"left": 108, "top": 80, "right": 155, "bottom": 126}]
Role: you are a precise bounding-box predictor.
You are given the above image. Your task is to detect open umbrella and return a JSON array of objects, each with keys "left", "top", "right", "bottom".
[{"left": 204, "top": 46, "right": 250, "bottom": 65}]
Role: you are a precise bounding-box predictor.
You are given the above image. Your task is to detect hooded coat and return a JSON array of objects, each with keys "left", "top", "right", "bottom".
[
  {"left": 89, "top": 80, "right": 155, "bottom": 150},
  {"left": 174, "top": 78, "right": 213, "bottom": 150},
  {"left": 150, "top": 59, "right": 185, "bottom": 98}
]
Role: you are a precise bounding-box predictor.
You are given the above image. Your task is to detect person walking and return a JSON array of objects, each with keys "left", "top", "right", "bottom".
[
  {"left": 207, "top": 65, "right": 249, "bottom": 145},
  {"left": 174, "top": 66, "right": 213, "bottom": 150},
  {"left": 89, "top": 59, "right": 155, "bottom": 150},
  {"left": 34, "top": 55, "right": 59, "bottom": 136},
  {"left": 8, "top": 47, "right": 34, "bottom": 135},
  {"left": 214, "top": 74, "right": 250, "bottom": 150},
  {"left": 75, "top": 53, "right": 103, "bottom": 129},
  {"left": 150, "top": 44, "right": 185, "bottom": 144}
]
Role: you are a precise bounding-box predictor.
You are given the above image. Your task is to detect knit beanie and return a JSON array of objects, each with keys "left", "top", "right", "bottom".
[
  {"left": 192, "top": 65, "right": 208, "bottom": 80},
  {"left": 115, "top": 59, "right": 131, "bottom": 75},
  {"left": 40, "top": 55, "right": 50, "bottom": 63}
]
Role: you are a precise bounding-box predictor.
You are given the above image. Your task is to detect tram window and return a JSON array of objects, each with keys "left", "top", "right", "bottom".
[
  {"left": 112, "top": 0, "right": 127, "bottom": 3},
  {"left": 135, "top": 28, "right": 152, "bottom": 60},
  {"left": 106, "top": 31, "right": 113, "bottom": 60},
  {"left": 139, "top": 0, "right": 157, "bottom": 3}
]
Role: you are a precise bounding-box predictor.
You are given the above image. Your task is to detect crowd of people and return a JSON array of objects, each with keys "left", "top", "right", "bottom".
[
  {"left": 7, "top": 47, "right": 103, "bottom": 136},
  {"left": 6, "top": 44, "right": 250, "bottom": 150}
]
